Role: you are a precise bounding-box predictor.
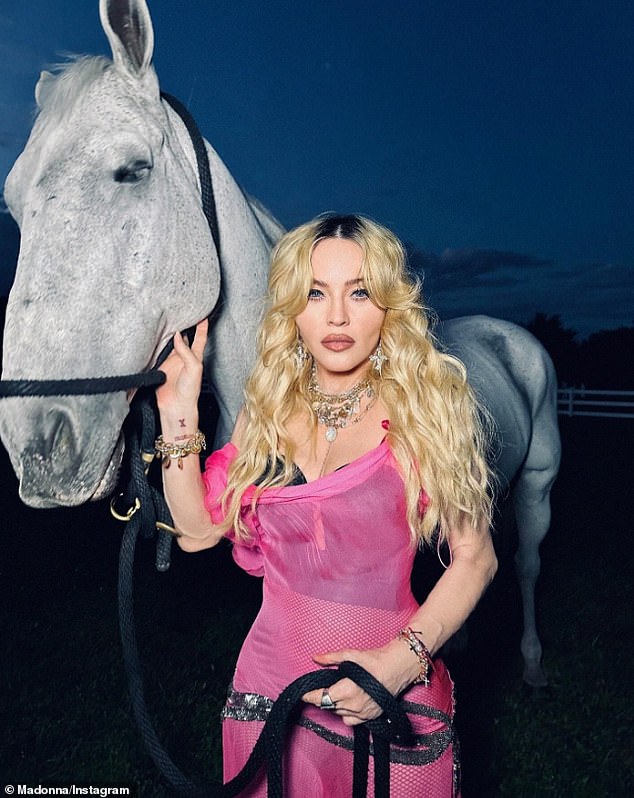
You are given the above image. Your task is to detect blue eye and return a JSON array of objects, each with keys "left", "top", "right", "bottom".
[
  {"left": 352, "top": 287, "right": 370, "bottom": 299},
  {"left": 308, "top": 288, "right": 324, "bottom": 299}
]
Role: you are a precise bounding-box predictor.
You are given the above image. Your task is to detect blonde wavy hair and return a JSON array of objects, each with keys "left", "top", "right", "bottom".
[{"left": 219, "top": 214, "right": 493, "bottom": 546}]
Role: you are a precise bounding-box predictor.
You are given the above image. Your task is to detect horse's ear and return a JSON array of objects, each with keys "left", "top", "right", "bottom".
[
  {"left": 35, "top": 71, "right": 55, "bottom": 109},
  {"left": 99, "top": 0, "right": 154, "bottom": 77}
]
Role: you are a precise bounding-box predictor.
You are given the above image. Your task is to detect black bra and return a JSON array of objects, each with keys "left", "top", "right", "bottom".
[{"left": 255, "top": 457, "right": 349, "bottom": 486}]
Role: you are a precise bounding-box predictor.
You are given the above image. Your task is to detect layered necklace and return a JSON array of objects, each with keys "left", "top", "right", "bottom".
[{"left": 308, "top": 365, "right": 377, "bottom": 443}]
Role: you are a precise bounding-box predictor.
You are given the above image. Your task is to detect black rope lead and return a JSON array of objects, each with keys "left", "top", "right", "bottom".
[{"left": 0, "top": 370, "right": 165, "bottom": 397}]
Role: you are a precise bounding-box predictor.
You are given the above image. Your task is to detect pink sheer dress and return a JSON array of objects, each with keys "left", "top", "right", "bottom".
[{"left": 203, "top": 440, "right": 459, "bottom": 797}]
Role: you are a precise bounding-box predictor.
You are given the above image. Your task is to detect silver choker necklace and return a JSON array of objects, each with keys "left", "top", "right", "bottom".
[{"left": 308, "top": 366, "right": 376, "bottom": 442}]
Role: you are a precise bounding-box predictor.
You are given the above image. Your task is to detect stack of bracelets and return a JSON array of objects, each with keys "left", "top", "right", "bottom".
[
  {"left": 154, "top": 430, "right": 206, "bottom": 469},
  {"left": 397, "top": 627, "right": 434, "bottom": 686}
]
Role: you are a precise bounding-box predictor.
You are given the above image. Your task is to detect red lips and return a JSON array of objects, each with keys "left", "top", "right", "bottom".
[{"left": 321, "top": 335, "right": 354, "bottom": 351}]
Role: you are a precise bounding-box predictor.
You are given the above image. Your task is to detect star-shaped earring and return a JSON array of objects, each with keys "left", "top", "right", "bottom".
[{"left": 369, "top": 341, "right": 386, "bottom": 376}]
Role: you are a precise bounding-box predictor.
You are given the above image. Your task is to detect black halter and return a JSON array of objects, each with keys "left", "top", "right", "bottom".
[{"left": 0, "top": 91, "right": 219, "bottom": 399}]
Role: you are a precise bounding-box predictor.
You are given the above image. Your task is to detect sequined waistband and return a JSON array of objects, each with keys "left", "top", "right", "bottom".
[{"left": 222, "top": 683, "right": 454, "bottom": 766}]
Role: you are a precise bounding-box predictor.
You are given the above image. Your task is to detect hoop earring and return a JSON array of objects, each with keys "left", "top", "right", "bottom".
[
  {"left": 369, "top": 341, "right": 386, "bottom": 376},
  {"left": 294, "top": 337, "right": 310, "bottom": 369}
]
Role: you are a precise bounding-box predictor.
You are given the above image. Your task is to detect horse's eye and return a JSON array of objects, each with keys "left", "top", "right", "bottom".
[{"left": 114, "top": 160, "right": 152, "bottom": 184}]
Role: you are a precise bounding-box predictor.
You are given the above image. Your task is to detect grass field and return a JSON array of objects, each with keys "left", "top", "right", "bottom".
[{"left": 1, "top": 416, "right": 632, "bottom": 797}]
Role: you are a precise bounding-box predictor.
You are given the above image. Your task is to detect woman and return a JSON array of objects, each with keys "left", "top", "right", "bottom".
[{"left": 155, "top": 214, "right": 497, "bottom": 796}]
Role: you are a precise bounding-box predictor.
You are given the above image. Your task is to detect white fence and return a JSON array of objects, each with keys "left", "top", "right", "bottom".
[{"left": 557, "top": 388, "right": 634, "bottom": 419}]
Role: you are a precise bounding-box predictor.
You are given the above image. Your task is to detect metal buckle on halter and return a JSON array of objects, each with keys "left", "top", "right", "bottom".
[{"left": 110, "top": 494, "right": 141, "bottom": 522}]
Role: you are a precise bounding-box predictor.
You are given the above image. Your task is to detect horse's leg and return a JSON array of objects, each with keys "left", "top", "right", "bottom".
[
  {"left": 512, "top": 405, "right": 561, "bottom": 687},
  {"left": 512, "top": 475, "right": 552, "bottom": 685}
]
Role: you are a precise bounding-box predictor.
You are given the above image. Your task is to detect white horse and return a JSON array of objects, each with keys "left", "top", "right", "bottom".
[
  {"left": 0, "top": 0, "right": 281, "bottom": 507},
  {"left": 0, "top": 0, "right": 560, "bottom": 686}
]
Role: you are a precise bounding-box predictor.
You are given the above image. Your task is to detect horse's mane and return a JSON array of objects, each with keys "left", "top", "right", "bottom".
[{"left": 35, "top": 56, "right": 112, "bottom": 123}]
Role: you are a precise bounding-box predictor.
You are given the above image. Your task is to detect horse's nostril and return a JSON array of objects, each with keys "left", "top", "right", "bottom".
[
  {"left": 17, "top": 410, "right": 82, "bottom": 507},
  {"left": 49, "top": 411, "right": 77, "bottom": 457}
]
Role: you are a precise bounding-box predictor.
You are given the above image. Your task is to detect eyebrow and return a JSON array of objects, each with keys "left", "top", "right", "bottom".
[{"left": 312, "top": 278, "right": 363, "bottom": 287}]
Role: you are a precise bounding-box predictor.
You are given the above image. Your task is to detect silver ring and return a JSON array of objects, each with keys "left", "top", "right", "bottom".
[{"left": 320, "top": 688, "right": 336, "bottom": 710}]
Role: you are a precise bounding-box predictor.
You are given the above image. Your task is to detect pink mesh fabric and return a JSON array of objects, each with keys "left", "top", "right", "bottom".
[
  {"left": 204, "top": 442, "right": 459, "bottom": 796},
  {"left": 223, "top": 718, "right": 458, "bottom": 797}
]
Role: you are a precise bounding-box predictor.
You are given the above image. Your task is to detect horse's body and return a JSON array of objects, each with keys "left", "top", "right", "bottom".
[
  {"left": 0, "top": 0, "right": 559, "bottom": 686},
  {"left": 441, "top": 315, "right": 560, "bottom": 685}
]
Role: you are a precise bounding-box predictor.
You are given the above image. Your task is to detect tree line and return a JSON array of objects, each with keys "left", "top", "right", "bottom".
[{"left": 524, "top": 312, "right": 634, "bottom": 390}]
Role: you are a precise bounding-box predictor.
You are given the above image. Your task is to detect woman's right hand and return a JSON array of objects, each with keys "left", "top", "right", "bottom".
[{"left": 155, "top": 319, "right": 208, "bottom": 414}]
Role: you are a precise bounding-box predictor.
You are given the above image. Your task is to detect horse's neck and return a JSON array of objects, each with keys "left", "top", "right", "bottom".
[
  {"left": 163, "top": 100, "right": 284, "bottom": 446},
  {"left": 243, "top": 191, "right": 286, "bottom": 246},
  {"left": 204, "top": 144, "right": 285, "bottom": 445},
  {"left": 163, "top": 100, "right": 283, "bottom": 247}
]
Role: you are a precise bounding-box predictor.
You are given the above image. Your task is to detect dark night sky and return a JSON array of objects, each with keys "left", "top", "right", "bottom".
[{"left": 1, "top": 0, "right": 632, "bottom": 336}]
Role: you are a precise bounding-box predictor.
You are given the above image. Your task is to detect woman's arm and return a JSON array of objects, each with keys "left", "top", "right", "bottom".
[
  {"left": 155, "top": 319, "right": 224, "bottom": 552},
  {"left": 401, "top": 516, "right": 498, "bottom": 660},
  {"left": 303, "top": 518, "right": 497, "bottom": 724}
]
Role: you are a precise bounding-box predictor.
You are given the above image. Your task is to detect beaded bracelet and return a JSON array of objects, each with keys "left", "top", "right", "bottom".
[
  {"left": 154, "top": 430, "right": 206, "bottom": 469},
  {"left": 397, "top": 627, "right": 433, "bottom": 686}
]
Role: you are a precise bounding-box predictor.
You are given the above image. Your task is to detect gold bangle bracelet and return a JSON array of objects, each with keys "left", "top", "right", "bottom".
[{"left": 154, "top": 430, "right": 206, "bottom": 469}]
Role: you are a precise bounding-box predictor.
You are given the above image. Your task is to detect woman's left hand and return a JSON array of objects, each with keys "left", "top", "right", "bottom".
[{"left": 302, "top": 641, "right": 418, "bottom": 726}]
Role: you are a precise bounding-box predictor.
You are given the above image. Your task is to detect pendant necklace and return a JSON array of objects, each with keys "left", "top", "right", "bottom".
[
  {"left": 308, "top": 365, "right": 377, "bottom": 476},
  {"left": 308, "top": 365, "right": 376, "bottom": 442},
  {"left": 317, "top": 397, "right": 377, "bottom": 477}
]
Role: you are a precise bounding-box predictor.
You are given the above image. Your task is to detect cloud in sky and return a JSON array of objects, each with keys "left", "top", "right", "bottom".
[
  {"left": 407, "top": 244, "right": 634, "bottom": 337},
  {"left": 409, "top": 247, "right": 553, "bottom": 290}
]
